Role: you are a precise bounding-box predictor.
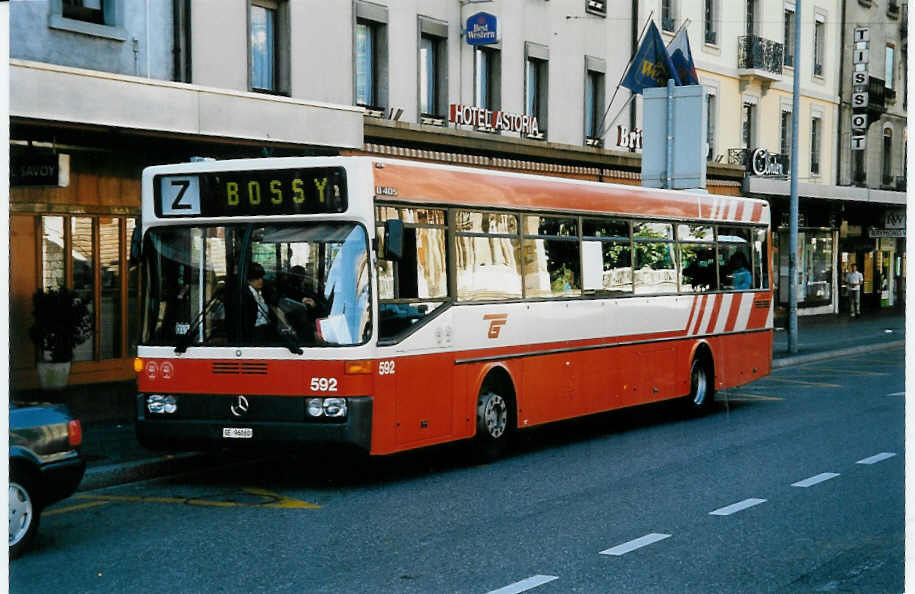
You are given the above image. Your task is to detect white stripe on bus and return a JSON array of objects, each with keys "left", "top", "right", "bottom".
[
  {"left": 735, "top": 293, "right": 754, "bottom": 331},
  {"left": 714, "top": 294, "right": 733, "bottom": 334}
]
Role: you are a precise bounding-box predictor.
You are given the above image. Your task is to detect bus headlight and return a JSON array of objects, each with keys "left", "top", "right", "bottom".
[
  {"left": 305, "top": 397, "right": 347, "bottom": 419},
  {"left": 323, "top": 398, "right": 347, "bottom": 418},
  {"left": 306, "top": 398, "right": 325, "bottom": 417},
  {"left": 147, "top": 394, "right": 177, "bottom": 415}
]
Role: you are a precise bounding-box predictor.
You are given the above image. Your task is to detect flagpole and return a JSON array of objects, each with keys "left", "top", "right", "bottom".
[{"left": 594, "top": 11, "right": 655, "bottom": 142}]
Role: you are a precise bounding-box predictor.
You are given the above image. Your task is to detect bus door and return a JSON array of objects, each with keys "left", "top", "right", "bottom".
[{"left": 378, "top": 309, "right": 455, "bottom": 448}]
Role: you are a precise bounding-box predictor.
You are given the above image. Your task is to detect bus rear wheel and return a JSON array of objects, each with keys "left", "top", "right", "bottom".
[
  {"left": 684, "top": 355, "right": 714, "bottom": 414},
  {"left": 473, "top": 390, "right": 511, "bottom": 462}
]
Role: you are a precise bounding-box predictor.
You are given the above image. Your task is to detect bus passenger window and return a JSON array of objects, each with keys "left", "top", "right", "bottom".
[
  {"left": 677, "top": 224, "right": 716, "bottom": 293},
  {"left": 718, "top": 227, "right": 753, "bottom": 291},
  {"left": 454, "top": 210, "right": 522, "bottom": 300},
  {"left": 633, "top": 221, "right": 676, "bottom": 295},
  {"left": 754, "top": 227, "right": 769, "bottom": 289},
  {"left": 582, "top": 218, "right": 632, "bottom": 295},
  {"left": 522, "top": 215, "right": 580, "bottom": 298}
]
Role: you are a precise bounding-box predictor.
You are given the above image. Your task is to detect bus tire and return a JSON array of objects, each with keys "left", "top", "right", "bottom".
[
  {"left": 472, "top": 389, "right": 512, "bottom": 462},
  {"left": 684, "top": 354, "right": 715, "bottom": 414}
]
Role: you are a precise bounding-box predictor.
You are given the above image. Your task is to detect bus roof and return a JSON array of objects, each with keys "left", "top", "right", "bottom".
[{"left": 371, "top": 158, "right": 770, "bottom": 226}]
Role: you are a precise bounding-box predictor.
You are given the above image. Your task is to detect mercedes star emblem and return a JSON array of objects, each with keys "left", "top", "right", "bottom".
[{"left": 230, "top": 395, "right": 250, "bottom": 418}]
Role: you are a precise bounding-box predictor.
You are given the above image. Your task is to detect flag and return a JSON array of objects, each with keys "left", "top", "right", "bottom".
[
  {"left": 668, "top": 27, "right": 699, "bottom": 86},
  {"left": 621, "top": 21, "right": 680, "bottom": 94}
]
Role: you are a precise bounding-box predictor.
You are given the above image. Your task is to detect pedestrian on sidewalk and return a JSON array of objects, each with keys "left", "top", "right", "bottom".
[{"left": 846, "top": 263, "right": 863, "bottom": 318}]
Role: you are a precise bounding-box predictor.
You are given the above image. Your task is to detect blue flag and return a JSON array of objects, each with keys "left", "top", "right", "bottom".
[
  {"left": 668, "top": 27, "right": 699, "bottom": 86},
  {"left": 621, "top": 21, "right": 680, "bottom": 94}
]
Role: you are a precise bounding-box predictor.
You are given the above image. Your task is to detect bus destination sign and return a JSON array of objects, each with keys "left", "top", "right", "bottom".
[{"left": 156, "top": 167, "right": 347, "bottom": 217}]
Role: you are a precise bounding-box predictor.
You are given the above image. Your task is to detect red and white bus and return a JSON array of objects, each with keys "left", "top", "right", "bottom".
[{"left": 135, "top": 156, "right": 772, "bottom": 457}]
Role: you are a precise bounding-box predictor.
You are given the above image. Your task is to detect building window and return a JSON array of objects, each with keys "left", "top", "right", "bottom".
[
  {"left": 813, "top": 17, "right": 825, "bottom": 77},
  {"left": 662, "top": 0, "right": 676, "bottom": 32},
  {"left": 883, "top": 128, "right": 893, "bottom": 185},
  {"left": 584, "top": 64, "right": 605, "bottom": 145},
  {"left": 249, "top": 2, "right": 276, "bottom": 92},
  {"left": 706, "top": 91, "right": 717, "bottom": 160},
  {"left": 780, "top": 109, "right": 792, "bottom": 155},
  {"left": 475, "top": 47, "right": 500, "bottom": 110},
  {"left": 63, "top": 0, "right": 104, "bottom": 24},
  {"left": 419, "top": 36, "right": 439, "bottom": 117},
  {"left": 742, "top": 101, "right": 756, "bottom": 149},
  {"left": 418, "top": 19, "right": 448, "bottom": 120},
  {"left": 585, "top": 0, "right": 607, "bottom": 17},
  {"left": 783, "top": 7, "right": 795, "bottom": 67},
  {"left": 51, "top": 0, "right": 126, "bottom": 40},
  {"left": 355, "top": 15, "right": 388, "bottom": 110},
  {"left": 525, "top": 43, "right": 549, "bottom": 137},
  {"left": 746, "top": 0, "right": 758, "bottom": 35},
  {"left": 704, "top": 0, "right": 718, "bottom": 44},
  {"left": 885, "top": 44, "right": 895, "bottom": 90},
  {"left": 810, "top": 116, "right": 821, "bottom": 176}
]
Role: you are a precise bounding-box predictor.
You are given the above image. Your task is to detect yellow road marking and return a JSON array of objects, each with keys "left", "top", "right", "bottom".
[
  {"left": 760, "top": 377, "right": 841, "bottom": 388},
  {"left": 76, "top": 488, "right": 320, "bottom": 510},
  {"left": 44, "top": 500, "right": 110, "bottom": 516}
]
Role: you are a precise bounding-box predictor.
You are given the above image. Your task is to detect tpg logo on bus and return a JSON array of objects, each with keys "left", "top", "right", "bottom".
[{"left": 465, "top": 12, "right": 498, "bottom": 45}]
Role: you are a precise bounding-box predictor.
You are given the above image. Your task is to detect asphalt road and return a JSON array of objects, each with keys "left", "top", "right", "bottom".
[{"left": 11, "top": 347, "right": 904, "bottom": 593}]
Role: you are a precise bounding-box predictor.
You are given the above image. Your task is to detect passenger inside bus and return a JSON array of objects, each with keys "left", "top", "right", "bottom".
[{"left": 276, "top": 265, "right": 328, "bottom": 344}]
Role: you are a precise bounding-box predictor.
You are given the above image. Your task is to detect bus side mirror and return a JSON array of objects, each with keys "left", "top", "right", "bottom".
[
  {"left": 129, "top": 223, "right": 142, "bottom": 265},
  {"left": 383, "top": 219, "right": 403, "bottom": 261}
]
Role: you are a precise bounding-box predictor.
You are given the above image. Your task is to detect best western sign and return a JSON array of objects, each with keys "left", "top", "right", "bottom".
[
  {"left": 449, "top": 104, "right": 540, "bottom": 136},
  {"left": 465, "top": 12, "right": 498, "bottom": 45}
]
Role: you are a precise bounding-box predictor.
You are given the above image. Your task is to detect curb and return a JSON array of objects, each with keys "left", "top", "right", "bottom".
[{"left": 771, "top": 340, "right": 905, "bottom": 369}]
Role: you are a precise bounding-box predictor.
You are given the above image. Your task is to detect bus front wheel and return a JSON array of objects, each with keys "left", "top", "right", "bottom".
[{"left": 685, "top": 355, "right": 715, "bottom": 414}]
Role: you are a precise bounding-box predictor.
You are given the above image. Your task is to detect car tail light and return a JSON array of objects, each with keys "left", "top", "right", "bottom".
[{"left": 68, "top": 419, "right": 83, "bottom": 447}]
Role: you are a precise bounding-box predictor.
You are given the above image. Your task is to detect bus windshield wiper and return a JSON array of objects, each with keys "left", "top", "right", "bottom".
[{"left": 174, "top": 292, "right": 222, "bottom": 354}]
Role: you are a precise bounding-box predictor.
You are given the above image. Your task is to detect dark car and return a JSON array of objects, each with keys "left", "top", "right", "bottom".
[{"left": 9, "top": 402, "right": 86, "bottom": 558}]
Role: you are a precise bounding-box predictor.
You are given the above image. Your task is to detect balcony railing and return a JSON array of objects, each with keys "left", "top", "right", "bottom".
[
  {"left": 737, "top": 35, "right": 784, "bottom": 77},
  {"left": 867, "top": 75, "right": 887, "bottom": 114}
]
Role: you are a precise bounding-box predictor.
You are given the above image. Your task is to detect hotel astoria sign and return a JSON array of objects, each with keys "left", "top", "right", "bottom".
[{"left": 449, "top": 104, "right": 540, "bottom": 136}]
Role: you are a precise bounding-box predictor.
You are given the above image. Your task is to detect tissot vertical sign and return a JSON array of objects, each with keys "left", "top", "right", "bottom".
[{"left": 466, "top": 12, "right": 498, "bottom": 45}]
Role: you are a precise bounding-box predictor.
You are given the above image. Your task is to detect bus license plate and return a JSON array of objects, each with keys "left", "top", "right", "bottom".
[{"left": 222, "top": 427, "right": 253, "bottom": 439}]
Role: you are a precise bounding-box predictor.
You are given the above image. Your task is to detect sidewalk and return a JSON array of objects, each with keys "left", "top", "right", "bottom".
[{"left": 62, "top": 309, "right": 905, "bottom": 491}]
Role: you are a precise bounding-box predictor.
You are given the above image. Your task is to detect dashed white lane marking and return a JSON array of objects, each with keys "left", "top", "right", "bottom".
[
  {"left": 486, "top": 575, "right": 559, "bottom": 594},
  {"left": 709, "top": 498, "right": 767, "bottom": 516},
  {"left": 599, "top": 533, "right": 672, "bottom": 556},
  {"left": 791, "top": 473, "right": 840, "bottom": 488},
  {"left": 856, "top": 452, "right": 897, "bottom": 465},
  {"left": 887, "top": 392, "right": 904, "bottom": 396}
]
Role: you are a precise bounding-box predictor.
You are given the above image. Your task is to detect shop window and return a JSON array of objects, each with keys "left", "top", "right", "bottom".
[
  {"left": 99, "top": 218, "right": 121, "bottom": 359},
  {"left": 804, "top": 233, "right": 833, "bottom": 305},
  {"left": 475, "top": 47, "right": 501, "bottom": 111},
  {"left": 71, "top": 217, "right": 95, "bottom": 361},
  {"left": 42, "top": 217, "right": 66, "bottom": 290},
  {"left": 523, "top": 216, "right": 580, "bottom": 298},
  {"left": 37, "top": 215, "right": 138, "bottom": 362},
  {"left": 454, "top": 210, "right": 521, "bottom": 301}
]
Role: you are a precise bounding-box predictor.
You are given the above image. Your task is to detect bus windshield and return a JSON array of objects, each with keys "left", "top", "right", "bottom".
[{"left": 141, "top": 222, "right": 371, "bottom": 349}]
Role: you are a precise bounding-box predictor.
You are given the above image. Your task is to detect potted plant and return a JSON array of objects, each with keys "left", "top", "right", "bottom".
[{"left": 29, "top": 288, "right": 92, "bottom": 390}]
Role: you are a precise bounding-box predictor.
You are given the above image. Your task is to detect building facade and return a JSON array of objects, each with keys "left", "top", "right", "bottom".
[{"left": 10, "top": 0, "right": 901, "bottom": 395}]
